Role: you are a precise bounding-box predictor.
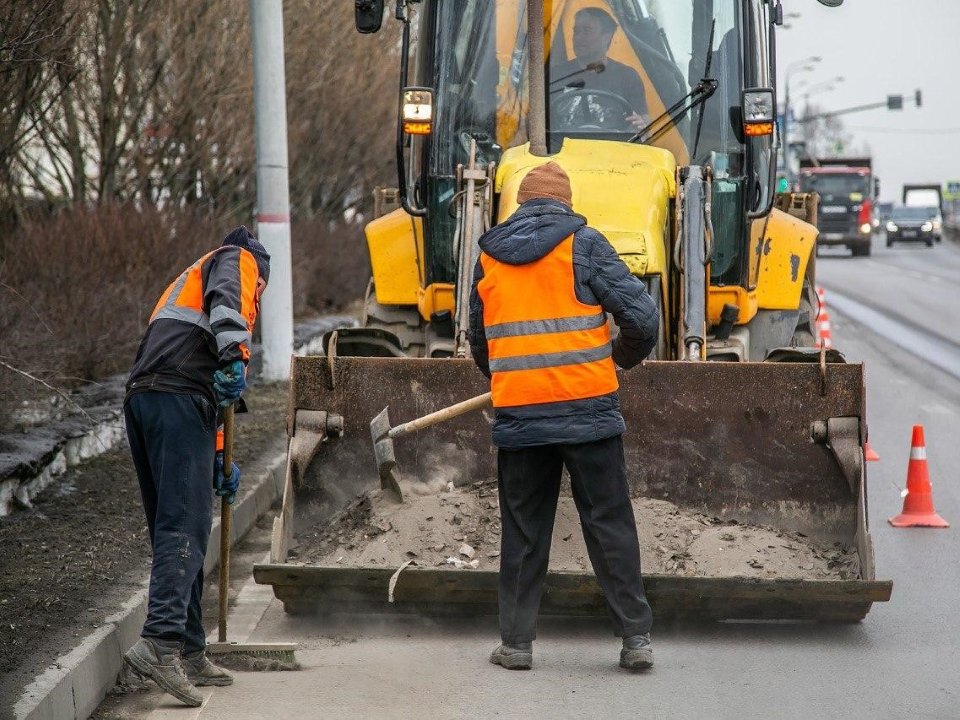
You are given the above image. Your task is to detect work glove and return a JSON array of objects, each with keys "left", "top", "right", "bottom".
[
  {"left": 213, "top": 360, "right": 246, "bottom": 408},
  {"left": 214, "top": 451, "right": 241, "bottom": 504}
]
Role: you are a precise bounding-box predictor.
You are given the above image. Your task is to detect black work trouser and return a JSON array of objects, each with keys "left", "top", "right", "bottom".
[
  {"left": 497, "top": 435, "right": 652, "bottom": 644},
  {"left": 124, "top": 391, "right": 217, "bottom": 652}
]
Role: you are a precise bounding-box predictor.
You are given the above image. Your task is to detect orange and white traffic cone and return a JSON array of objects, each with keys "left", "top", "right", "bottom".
[
  {"left": 815, "top": 286, "right": 833, "bottom": 349},
  {"left": 888, "top": 425, "right": 949, "bottom": 528},
  {"left": 865, "top": 441, "right": 880, "bottom": 462}
]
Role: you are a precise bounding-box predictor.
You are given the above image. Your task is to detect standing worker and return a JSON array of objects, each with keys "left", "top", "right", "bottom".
[
  {"left": 469, "top": 162, "right": 658, "bottom": 671},
  {"left": 122, "top": 226, "right": 270, "bottom": 706}
]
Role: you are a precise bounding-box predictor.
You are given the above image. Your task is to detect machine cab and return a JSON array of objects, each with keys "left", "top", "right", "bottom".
[{"left": 397, "top": 0, "right": 778, "bottom": 293}]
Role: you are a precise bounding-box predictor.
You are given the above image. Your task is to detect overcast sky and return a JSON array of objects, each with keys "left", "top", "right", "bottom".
[{"left": 775, "top": 0, "right": 960, "bottom": 202}]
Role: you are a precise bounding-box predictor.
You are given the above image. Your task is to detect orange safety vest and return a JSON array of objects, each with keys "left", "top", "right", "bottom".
[
  {"left": 478, "top": 235, "right": 618, "bottom": 408},
  {"left": 149, "top": 247, "right": 260, "bottom": 363}
]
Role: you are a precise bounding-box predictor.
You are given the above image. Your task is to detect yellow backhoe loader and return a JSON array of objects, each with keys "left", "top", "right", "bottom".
[{"left": 254, "top": 0, "right": 891, "bottom": 621}]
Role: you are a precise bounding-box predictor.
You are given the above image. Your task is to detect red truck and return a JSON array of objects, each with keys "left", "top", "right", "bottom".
[{"left": 799, "top": 158, "right": 876, "bottom": 257}]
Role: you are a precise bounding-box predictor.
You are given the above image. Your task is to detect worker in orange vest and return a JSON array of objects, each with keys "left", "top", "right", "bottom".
[
  {"left": 470, "top": 162, "right": 658, "bottom": 672},
  {"left": 122, "top": 226, "right": 269, "bottom": 706}
]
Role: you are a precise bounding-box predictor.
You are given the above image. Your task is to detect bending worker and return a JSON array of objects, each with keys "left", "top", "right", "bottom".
[
  {"left": 469, "top": 162, "right": 659, "bottom": 671},
  {"left": 122, "top": 226, "right": 270, "bottom": 706}
]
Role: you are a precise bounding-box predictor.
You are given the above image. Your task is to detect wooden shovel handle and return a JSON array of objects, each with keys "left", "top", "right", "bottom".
[
  {"left": 218, "top": 404, "right": 235, "bottom": 643},
  {"left": 389, "top": 392, "right": 492, "bottom": 439}
]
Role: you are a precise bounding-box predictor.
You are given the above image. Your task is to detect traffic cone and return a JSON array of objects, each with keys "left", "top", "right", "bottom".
[
  {"left": 888, "top": 425, "right": 949, "bottom": 528},
  {"left": 865, "top": 441, "right": 880, "bottom": 462},
  {"left": 815, "top": 287, "right": 833, "bottom": 349}
]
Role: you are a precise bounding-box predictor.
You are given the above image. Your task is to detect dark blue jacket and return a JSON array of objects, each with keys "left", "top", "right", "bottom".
[{"left": 469, "top": 199, "right": 659, "bottom": 449}]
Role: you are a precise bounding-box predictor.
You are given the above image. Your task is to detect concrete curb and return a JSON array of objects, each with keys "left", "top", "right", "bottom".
[
  {"left": 1, "top": 314, "right": 355, "bottom": 516},
  {"left": 12, "top": 448, "right": 287, "bottom": 720}
]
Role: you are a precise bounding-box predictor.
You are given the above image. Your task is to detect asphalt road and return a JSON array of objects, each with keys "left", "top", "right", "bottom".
[{"left": 99, "top": 233, "right": 960, "bottom": 719}]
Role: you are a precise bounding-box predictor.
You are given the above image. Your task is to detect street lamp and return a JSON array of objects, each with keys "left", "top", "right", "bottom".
[
  {"left": 803, "top": 76, "right": 844, "bottom": 96},
  {"left": 783, "top": 57, "right": 822, "bottom": 180},
  {"left": 781, "top": 11, "right": 801, "bottom": 28},
  {"left": 800, "top": 77, "right": 844, "bottom": 108}
]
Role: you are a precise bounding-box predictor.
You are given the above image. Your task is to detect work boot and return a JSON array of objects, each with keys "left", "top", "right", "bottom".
[
  {"left": 123, "top": 637, "right": 203, "bottom": 707},
  {"left": 489, "top": 642, "right": 533, "bottom": 670},
  {"left": 620, "top": 633, "right": 654, "bottom": 670},
  {"left": 182, "top": 649, "right": 234, "bottom": 686}
]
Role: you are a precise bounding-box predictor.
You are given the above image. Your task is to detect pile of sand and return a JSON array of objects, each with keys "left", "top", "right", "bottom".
[{"left": 292, "top": 481, "right": 859, "bottom": 580}]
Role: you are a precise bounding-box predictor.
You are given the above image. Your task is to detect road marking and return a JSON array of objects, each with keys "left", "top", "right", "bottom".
[{"left": 823, "top": 289, "right": 960, "bottom": 382}]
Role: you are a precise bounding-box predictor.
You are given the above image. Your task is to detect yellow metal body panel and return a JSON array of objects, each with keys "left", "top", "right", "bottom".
[
  {"left": 496, "top": 139, "right": 676, "bottom": 279},
  {"left": 707, "top": 209, "right": 817, "bottom": 323},
  {"left": 754, "top": 208, "right": 818, "bottom": 310},
  {"left": 707, "top": 286, "right": 758, "bottom": 326},
  {"left": 365, "top": 209, "right": 424, "bottom": 306},
  {"left": 418, "top": 283, "right": 456, "bottom": 321}
]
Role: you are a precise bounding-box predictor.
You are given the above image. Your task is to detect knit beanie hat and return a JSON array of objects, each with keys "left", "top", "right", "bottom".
[
  {"left": 516, "top": 161, "right": 573, "bottom": 207},
  {"left": 222, "top": 225, "right": 271, "bottom": 283}
]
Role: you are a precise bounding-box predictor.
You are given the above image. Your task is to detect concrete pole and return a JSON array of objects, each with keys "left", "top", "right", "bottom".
[{"left": 250, "top": 0, "right": 293, "bottom": 381}]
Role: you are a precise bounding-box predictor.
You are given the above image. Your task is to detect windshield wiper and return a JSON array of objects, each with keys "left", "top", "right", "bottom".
[
  {"left": 691, "top": 20, "right": 717, "bottom": 159},
  {"left": 630, "top": 20, "right": 718, "bottom": 147}
]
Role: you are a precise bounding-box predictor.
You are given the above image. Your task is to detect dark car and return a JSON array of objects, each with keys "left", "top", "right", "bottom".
[{"left": 886, "top": 206, "right": 938, "bottom": 248}]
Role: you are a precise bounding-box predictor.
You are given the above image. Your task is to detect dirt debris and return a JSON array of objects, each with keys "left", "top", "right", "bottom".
[{"left": 293, "top": 482, "right": 860, "bottom": 580}]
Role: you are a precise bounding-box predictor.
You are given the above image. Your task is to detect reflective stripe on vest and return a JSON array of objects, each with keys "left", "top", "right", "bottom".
[
  {"left": 149, "top": 247, "right": 252, "bottom": 357},
  {"left": 478, "top": 234, "right": 618, "bottom": 408}
]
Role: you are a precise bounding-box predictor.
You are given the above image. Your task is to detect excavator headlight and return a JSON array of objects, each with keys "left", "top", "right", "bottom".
[
  {"left": 402, "top": 87, "right": 433, "bottom": 135},
  {"left": 742, "top": 88, "right": 774, "bottom": 136}
]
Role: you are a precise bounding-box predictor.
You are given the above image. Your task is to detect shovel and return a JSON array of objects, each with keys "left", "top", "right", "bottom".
[{"left": 371, "top": 391, "right": 492, "bottom": 502}]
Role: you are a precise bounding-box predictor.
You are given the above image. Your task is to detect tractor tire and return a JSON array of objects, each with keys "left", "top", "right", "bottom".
[{"left": 362, "top": 281, "right": 427, "bottom": 357}]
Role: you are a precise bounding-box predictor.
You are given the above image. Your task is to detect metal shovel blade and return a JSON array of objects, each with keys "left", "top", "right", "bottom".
[{"left": 370, "top": 406, "right": 403, "bottom": 502}]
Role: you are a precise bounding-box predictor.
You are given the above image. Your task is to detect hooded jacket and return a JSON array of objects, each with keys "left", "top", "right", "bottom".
[{"left": 469, "top": 199, "right": 659, "bottom": 449}]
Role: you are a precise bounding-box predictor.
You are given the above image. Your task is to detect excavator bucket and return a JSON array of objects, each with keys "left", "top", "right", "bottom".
[{"left": 255, "top": 355, "right": 891, "bottom": 622}]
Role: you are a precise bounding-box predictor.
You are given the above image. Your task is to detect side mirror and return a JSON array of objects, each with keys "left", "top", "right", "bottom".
[
  {"left": 742, "top": 88, "right": 776, "bottom": 218},
  {"left": 873, "top": 178, "right": 880, "bottom": 198},
  {"left": 355, "top": 0, "right": 385, "bottom": 34},
  {"left": 401, "top": 87, "right": 434, "bottom": 136}
]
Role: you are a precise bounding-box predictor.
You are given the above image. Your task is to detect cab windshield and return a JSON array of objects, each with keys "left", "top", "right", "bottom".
[
  {"left": 891, "top": 206, "right": 938, "bottom": 221},
  {"left": 426, "top": 0, "right": 757, "bottom": 286},
  {"left": 799, "top": 173, "right": 870, "bottom": 198},
  {"left": 431, "top": 0, "right": 745, "bottom": 171}
]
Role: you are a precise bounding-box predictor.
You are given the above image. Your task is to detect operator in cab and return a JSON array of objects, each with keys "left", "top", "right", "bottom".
[{"left": 549, "top": 7, "right": 650, "bottom": 131}]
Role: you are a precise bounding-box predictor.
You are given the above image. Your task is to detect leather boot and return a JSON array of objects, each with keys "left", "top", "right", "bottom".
[{"left": 124, "top": 637, "right": 203, "bottom": 707}]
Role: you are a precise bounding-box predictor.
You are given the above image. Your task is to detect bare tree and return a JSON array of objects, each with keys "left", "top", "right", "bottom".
[
  {"left": 0, "top": 0, "right": 81, "bottom": 218},
  {"left": 283, "top": 0, "right": 399, "bottom": 220},
  {"left": 11, "top": 0, "right": 397, "bottom": 221}
]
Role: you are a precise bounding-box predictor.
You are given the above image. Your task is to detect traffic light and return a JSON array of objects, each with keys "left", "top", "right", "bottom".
[
  {"left": 915, "top": 89, "right": 923, "bottom": 107},
  {"left": 887, "top": 95, "right": 903, "bottom": 110}
]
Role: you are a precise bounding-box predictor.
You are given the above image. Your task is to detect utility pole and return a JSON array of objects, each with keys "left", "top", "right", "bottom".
[{"left": 250, "top": 0, "right": 293, "bottom": 381}]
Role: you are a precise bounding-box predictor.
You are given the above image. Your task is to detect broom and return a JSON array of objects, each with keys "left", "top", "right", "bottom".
[{"left": 206, "top": 403, "right": 299, "bottom": 670}]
